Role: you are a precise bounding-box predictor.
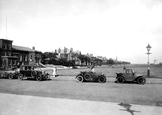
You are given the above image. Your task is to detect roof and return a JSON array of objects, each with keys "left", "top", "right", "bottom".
[
  {"left": 12, "top": 45, "right": 35, "bottom": 52},
  {"left": 0, "top": 38, "right": 13, "bottom": 42}
]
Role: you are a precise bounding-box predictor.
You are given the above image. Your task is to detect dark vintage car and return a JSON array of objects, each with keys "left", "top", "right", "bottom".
[
  {"left": 18, "top": 65, "right": 50, "bottom": 81},
  {"left": 116, "top": 68, "right": 146, "bottom": 84},
  {"left": 76, "top": 71, "right": 107, "bottom": 83},
  {"left": 0, "top": 67, "right": 19, "bottom": 79}
]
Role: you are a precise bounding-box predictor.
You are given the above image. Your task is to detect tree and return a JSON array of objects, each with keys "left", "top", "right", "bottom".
[
  {"left": 107, "top": 58, "right": 115, "bottom": 65},
  {"left": 41, "top": 52, "right": 58, "bottom": 64},
  {"left": 77, "top": 54, "right": 85, "bottom": 65},
  {"left": 77, "top": 54, "right": 91, "bottom": 66}
]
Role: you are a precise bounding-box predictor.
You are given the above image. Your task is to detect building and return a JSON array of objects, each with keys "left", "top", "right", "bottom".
[
  {"left": 12, "top": 45, "right": 42, "bottom": 65},
  {"left": 0, "top": 39, "right": 42, "bottom": 70},
  {"left": 56, "top": 47, "right": 81, "bottom": 65},
  {"left": 0, "top": 39, "right": 17, "bottom": 70}
]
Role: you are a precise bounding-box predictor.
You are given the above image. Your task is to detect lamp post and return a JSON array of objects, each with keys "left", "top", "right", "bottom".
[{"left": 146, "top": 44, "right": 151, "bottom": 77}]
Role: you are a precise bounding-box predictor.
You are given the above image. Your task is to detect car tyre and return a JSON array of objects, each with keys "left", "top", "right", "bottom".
[
  {"left": 45, "top": 74, "right": 50, "bottom": 80},
  {"left": 18, "top": 74, "right": 24, "bottom": 80},
  {"left": 98, "top": 76, "right": 106, "bottom": 83},
  {"left": 31, "top": 71, "right": 37, "bottom": 77},
  {"left": 116, "top": 77, "right": 125, "bottom": 83},
  {"left": 36, "top": 74, "right": 42, "bottom": 81},
  {"left": 84, "top": 73, "right": 91, "bottom": 81},
  {"left": 137, "top": 77, "right": 146, "bottom": 85},
  {"left": 76, "top": 75, "right": 84, "bottom": 83},
  {"left": 8, "top": 73, "right": 14, "bottom": 79}
]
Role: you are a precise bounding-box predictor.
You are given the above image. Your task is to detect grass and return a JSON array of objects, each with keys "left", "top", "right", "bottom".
[{"left": 57, "top": 64, "right": 162, "bottom": 78}]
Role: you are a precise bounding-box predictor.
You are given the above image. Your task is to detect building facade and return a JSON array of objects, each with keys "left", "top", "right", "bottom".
[
  {"left": 0, "top": 39, "right": 42, "bottom": 70},
  {"left": 0, "top": 39, "right": 18, "bottom": 70},
  {"left": 56, "top": 47, "right": 81, "bottom": 65}
]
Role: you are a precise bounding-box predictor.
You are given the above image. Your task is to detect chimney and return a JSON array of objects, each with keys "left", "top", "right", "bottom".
[{"left": 32, "top": 46, "right": 35, "bottom": 50}]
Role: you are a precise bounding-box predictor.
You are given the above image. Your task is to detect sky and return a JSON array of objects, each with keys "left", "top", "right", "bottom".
[{"left": 0, "top": 0, "right": 162, "bottom": 64}]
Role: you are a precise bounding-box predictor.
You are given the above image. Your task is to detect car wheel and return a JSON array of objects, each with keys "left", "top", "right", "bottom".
[
  {"left": 137, "top": 77, "right": 146, "bottom": 84},
  {"left": 36, "top": 74, "right": 42, "bottom": 81},
  {"left": 116, "top": 77, "right": 125, "bottom": 83},
  {"left": 84, "top": 73, "right": 91, "bottom": 81},
  {"left": 76, "top": 75, "right": 84, "bottom": 83},
  {"left": 8, "top": 73, "right": 14, "bottom": 79},
  {"left": 18, "top": 74, "right": 24, "bottom": 80},
  {"left": 3, "top": 73, "right": 7, "bottom": 78},
  {"left": 45, "top": 74, "right": 50, "bottom": 80},
  {"left": 31, "top": 71, "right": 37, "bottom": 77},
  {"left": 98, "top": 76, "right": 106, "bottom": 83}
]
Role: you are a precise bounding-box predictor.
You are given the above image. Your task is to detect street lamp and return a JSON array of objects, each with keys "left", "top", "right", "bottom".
[{"left": 146, "top": 44, "right": 151, "bottom": 76}]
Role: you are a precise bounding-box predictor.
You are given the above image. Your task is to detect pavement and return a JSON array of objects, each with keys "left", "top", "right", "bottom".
[{"left": 0, "top": 93, "right": 162, "bottom": 115}]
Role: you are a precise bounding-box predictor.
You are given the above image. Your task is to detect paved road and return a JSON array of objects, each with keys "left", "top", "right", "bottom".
[{"left": 0, "top": 93, "right": 162, "bottom": 115}]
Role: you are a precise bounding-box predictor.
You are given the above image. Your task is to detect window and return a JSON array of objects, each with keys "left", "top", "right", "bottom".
[
  {"left": 1, "top": 52, "right": 5, "bottom": 56},
  {"left": 2, "top": 60, "right": 6, "bottom": 67},
  {"left": 8, "top": 52, "right": 11, "bottom": 56},
  {"left": 3, "top": 44, "right": 7, "bottom": 49},
  {"left": 25, "top": 55, "right": 28, "bottom": 61},
  {"left": 25, "top": 66, "right": 28, "bottom": 70},
  {"left": 20, "top": 55, "right": 22, "bottom": 61},
  {"left": 8, "top": 60, "right": 11, "bottom": 65},
  {"left": 8, "top": 44, "right": 11, "bottom": 50},
  {"left": 13, "top": 60, "right": 16, "bottom": 65}
]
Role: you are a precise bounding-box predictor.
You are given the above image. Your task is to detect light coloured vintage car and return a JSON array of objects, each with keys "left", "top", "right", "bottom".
[{"left": 36, "top": 63, "right": 58, "bottom": 78}]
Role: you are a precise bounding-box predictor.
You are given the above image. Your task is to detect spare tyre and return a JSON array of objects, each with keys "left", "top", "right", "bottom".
[{"left": 76, "top": 75, "right": 84, "bottom": 83}]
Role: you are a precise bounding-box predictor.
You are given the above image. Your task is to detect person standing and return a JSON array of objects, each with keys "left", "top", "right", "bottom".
[{"left": 90, "top": 62, "right": 95, "bottom": 72}]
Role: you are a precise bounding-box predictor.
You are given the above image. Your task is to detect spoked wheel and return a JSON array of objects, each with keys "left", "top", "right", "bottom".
[
  {"left": 8, "top": 73, "right": 14, "bottom": 79},
  {"left": 31, "top": 71, "right": 37, "bottom": 77},
  {"left": 44, "top": 74, "right": 50, "bottom": 80},
  {"left": 98, "top": 76, "right": 106, "bottom": 83},
  {"left": 36, "top": 74, "right": 42, "bottom": 81},
  {"left": 76, "top": 75, "right": 84, "bottom": 83},
  {"left": 84, "top": 73, "right": 91, "bottom": 81},
  {"left": 18, "top": 74, "right": 24, "bottom": 80},
  {"left": 116, "top": 77, "right": 125, "bottom": 83},
  {"left": 137, "top": 77, "right": 146, "bottom": 85}
]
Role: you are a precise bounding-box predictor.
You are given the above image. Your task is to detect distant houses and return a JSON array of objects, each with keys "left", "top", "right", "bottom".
[
  {"left": 0, "top": 38, "right": 41, "bottom": 70},
  {"left": 55, "top": 47, "right": 82, "bottom": 65}
]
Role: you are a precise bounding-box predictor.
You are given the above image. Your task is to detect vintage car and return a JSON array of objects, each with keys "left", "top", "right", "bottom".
[
  {"left": 18, "top": 65, "right": 50, "bottom": 81},
  {"left": 116, "top": 68, "right": 146, "bottom": 84},
  {"left": 38, "top": 63, "right": 58, "bottom": 77},
  {"left": 0, "top": 67, "right": 19, "bottom": 79},
  {"left": 76, "top": 71, "right": 107, "bottom": 83}
]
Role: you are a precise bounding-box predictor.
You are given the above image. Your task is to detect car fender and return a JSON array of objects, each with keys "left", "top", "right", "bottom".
[
  {"left": 76, "top": 74, "right": 83, "bottom": 79},
  {"left": 134, "top": 76, "right": 144, "bottom": 81},
  {"left": 116, "top": 73, "right": 123, "bottom": 78},
  {"left": 135, "top": 73, "right": 143, "bottom": 77}
]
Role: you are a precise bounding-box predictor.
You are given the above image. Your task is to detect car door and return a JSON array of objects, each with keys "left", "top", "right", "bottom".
[
  {"left": 124, "top": 69, "right": 134, "bottom": 81},
  {"left": 25, "top": 66, "right": 32, "bottom": 77}
]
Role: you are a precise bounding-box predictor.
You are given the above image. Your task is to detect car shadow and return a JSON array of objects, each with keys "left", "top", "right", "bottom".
[
  {"left": 20, "top": 78, "right": 52, "bottom": 81},
  {"left": 114, "top": 81, "right": 139, "bottom": 84}
]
